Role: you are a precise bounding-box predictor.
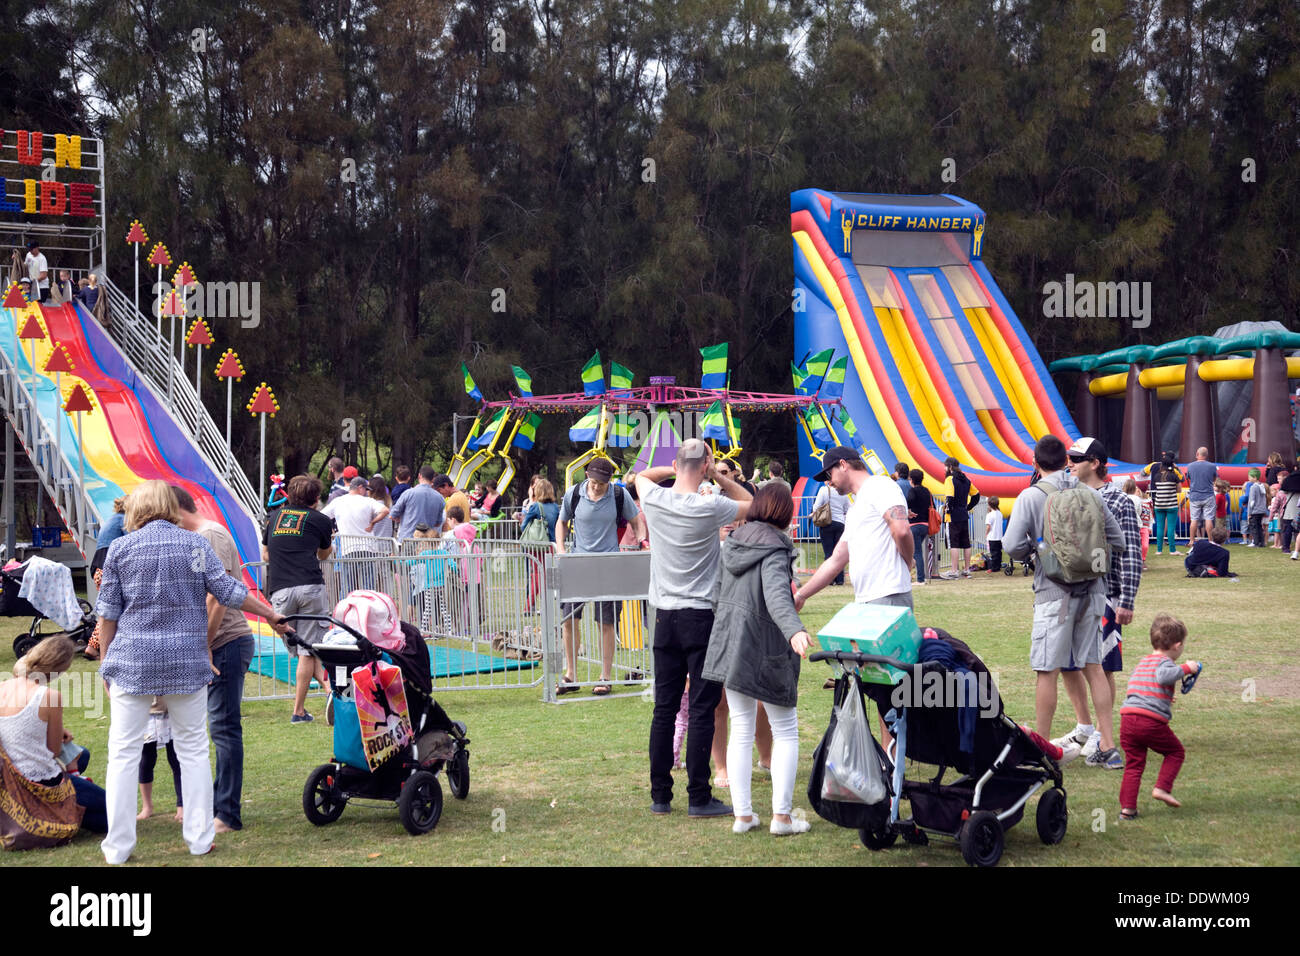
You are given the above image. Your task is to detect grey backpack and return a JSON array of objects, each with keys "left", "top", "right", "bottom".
[{"left": 1035, "top": 482, "right": 1109, "bottom": 584}]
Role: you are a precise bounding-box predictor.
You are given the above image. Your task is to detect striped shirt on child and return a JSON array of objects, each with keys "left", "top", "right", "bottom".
[{"left": 1121, "top": 652, "right": 1195, "bottom": 723}]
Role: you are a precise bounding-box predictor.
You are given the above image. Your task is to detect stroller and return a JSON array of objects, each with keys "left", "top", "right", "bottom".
[
  {"left": 1004, "top": 549, "right": 1034, "bottom": 576},
  {"left": 284, "top": 595, "right": 470, "bottom": 836},
  {"left": 810, "top": 621, "right": 1067, "bottom": 868},
  {"left": 3, "top": 561, "right": 96, "bottom": 659}
]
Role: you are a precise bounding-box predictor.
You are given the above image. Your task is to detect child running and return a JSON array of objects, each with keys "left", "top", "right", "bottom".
[{"left": 1118, "top": 614, "right": 1202, "bottom": 821}]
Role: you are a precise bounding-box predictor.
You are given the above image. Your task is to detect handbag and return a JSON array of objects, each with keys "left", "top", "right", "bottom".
[
  {"left": 811, "top": 501, "right": 832, "bottom": 528},
  {"left": 927, "top": 505, "right": 941, "bottom": 536},
  {"left": 519, "top": 507, "right": 550, "bottom": 545}
]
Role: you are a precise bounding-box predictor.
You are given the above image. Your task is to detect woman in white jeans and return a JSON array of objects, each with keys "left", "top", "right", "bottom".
[
  {"left": 702, "top": 485, "right": 813, "bottom": 835},
  {"left": 96, "top": 481, "right": 290, "bottom": 864}
]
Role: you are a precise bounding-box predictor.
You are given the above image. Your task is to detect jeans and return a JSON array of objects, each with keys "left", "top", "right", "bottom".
[
  {"left": 209, "top": 634, "right": 255, "bottom": 829},
  {"left": 103, "top": 685, "right": 213, "bottom": 864},
  {"left": 988, "top": 540, "right": 1003, "bottom": 572},
  {"left": 649, "top": 608, "right": 722, "bottom": 807},
  {"left": 818, "top": 521, "right": 845, "bottom": 585},
  {"left": 1153, "top": 508, "right": 1178, "bottom": 552},
  {"left": 910, "top": 525, "right": 928, "bottom": 582},
  {"left": 69, "top": 773, "right": 108, "bottom": 832},
  {"left": 726, "top": 688, "right": 798, "bottom": 818}
]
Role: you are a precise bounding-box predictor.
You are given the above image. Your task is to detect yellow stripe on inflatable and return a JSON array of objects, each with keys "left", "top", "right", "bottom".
[
  {"left": 976, "top": 409, "right": 1018, "bottom": 459},
  {"left": 970, "top": 306, "right": 1051, "bottom": 439},
  {"left": 964, "top": 307, "right": 1036, "bottom": 438},
  {"left": 1088, "top": 371, "right": 1129, "bottom": 397}
]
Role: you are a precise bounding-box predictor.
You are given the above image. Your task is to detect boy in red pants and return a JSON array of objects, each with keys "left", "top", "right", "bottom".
[{"left": 1118, "top": 614, "right": 1201, "bottom": 821}]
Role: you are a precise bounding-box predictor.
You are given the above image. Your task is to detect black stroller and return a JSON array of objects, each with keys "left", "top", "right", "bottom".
[
  {"left": 284, "top": 614, "right": 470, "bottom": 835},
  {"left": 810, "top": 628, "right": 1067, "bottom": 867},
  {"left": 2, "top": 563, "right": 96, "bottom": 658}
]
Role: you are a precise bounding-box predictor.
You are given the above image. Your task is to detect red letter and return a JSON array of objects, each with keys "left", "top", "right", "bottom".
[
  {"left": 17, "top": 130, "right": 42, "bottom": 165},
  {"left": 39, "top": 181, "right": 67, "bottom": 215},
  {"left": 68, "top": 182, "right": 95, "bottom": 218}
]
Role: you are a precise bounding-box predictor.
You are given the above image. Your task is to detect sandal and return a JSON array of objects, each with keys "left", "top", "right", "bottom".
[
  {"left": 556, "top": 678, "right": 579, "bottom": 696},
  {"left": 592, "top": 682, "right": 612, "bottom": 696},
  {"left": 1119, "top": 809, "right": 1139, "bottom": 821}
]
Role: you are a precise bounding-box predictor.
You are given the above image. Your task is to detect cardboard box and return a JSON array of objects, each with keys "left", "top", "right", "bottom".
[{"left": 816, "top": 602, "right": 922, "bottom": 685}]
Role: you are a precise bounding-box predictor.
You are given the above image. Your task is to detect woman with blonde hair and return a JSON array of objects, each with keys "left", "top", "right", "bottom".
[
  {"left": 0, "top": 636, "right": 107, "bottom": 847},
  {"left": 96, "top": 480, "right": 291, "bottom": 864}
]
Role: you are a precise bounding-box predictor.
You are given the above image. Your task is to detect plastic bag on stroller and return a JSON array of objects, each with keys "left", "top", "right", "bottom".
[
  {"left": 807, "top": 672, "right": 891, "bottom": 831},
  {"left": 822, "top": 673, "right": 887, "bottom": 805}
]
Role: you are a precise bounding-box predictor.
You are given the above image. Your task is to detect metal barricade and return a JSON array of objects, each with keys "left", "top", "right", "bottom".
[{"left": 545, "top": 550, "right": 654, "bottom": 703}]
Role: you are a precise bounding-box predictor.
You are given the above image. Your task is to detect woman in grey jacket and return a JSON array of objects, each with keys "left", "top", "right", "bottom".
[{"left": 702, "top": 485, "right": 814, "bottom": 836}]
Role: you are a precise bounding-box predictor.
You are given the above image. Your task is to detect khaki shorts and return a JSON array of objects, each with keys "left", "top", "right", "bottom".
[
  {"left": 1188, "top": 497, "right": 1215, "bottom": 522},
  {"left": 1030, "top": 590, "right": 1105, "bottom": 672},
  {"left": 270, "top": 584, "right": 331, "bottom": 656}
]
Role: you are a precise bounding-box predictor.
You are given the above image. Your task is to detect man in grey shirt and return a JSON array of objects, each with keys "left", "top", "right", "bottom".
[
  {"left": 1005, "top": 435, "right": 1124, "bottom": 759},
  {"left": 555, "top": 458, "right": 643, "bottom": 695},
  {"left": 635, "top": 439, "right": 751, "bottom": 818},
  {"left": 1184, "top": 447, "right": 1217, "bottom": 545},
  {"left": 388, "top": 465, "right": 445, "bottom": 539}
]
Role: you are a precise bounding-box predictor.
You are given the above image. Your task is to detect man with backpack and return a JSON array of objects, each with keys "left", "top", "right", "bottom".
[
  {"left": 1005, "top": 435, "right": 1125, "bottom": 758},
  {"left": 554, "top": 458, "right": 644, "bottom": 696}
]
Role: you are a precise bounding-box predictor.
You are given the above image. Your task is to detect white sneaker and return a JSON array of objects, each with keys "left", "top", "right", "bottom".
[
  {"left": 1080, "top": 730, "right": 1102, "bottom": 758},
  {"left": 915, "top": 580, "right": 927, "bottom": 586},
  {"left": 733, "top": 815, "right": 762, "bottom": 834},
  {"left": 961, "top": 570, "right": 972, "bottom": 578},
  {"left": 770, "top": 817, "right": 811, "bottom": 836}
]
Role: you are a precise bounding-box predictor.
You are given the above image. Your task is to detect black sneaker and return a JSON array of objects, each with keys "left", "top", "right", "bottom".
[
  {"left": 688, "top": 797, "right": 733, "bottom": 817},
  {"left": 650, "top": 801, "right": 672, "bottom": 815},
  {"left": 290, "top": 712, "right": 314, "bottom": 724}
]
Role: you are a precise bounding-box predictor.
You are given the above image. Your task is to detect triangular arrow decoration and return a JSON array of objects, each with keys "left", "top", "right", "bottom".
[
  {"left": 160, "top": 290, "right": 185, "bottom": 317},
  {"left": 44, "top": 344, "right": 75, "bottom": 374},
  {"left": 125, "top": 220, "right": 148, "bottom": 244},
  {"left": 214, "top": 348, "right": 244, "bottom": 380},
  {"left": 147, "top": 242, "right": 172, "bottom": 267},
  {"left": 174, "top": 262, "right": 197, "bottom": 287},
  {"left": 186, "top": 318, "right": 214, "bottom": 346},
  {"left": 246, "top": 383, "right": 280, "bottom": 416},
  {"left": 3, "top": 283, "right": 28, "bottom": 309},
  {"left": 64, "top": 383, "right": 94, "bottom": 414},
  {"left": 18, "top": 314, "right": 44, "bottom": 340}
]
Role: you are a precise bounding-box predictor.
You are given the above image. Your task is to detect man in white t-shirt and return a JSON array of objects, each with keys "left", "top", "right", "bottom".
[
  {"left": 24, "top": 240, "right": 49, "bottom": 302},
  {"left": 795, "top": 446, "right": 914, "bottom": 611},
  {"left": 323, "top": 476, "right": 389, "bottom": 592}
]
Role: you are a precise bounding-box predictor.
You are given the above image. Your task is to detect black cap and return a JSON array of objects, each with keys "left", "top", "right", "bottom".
[
  {"left": 1067, "top": 437, "right": 1108, "bottom": 464},
  {"left": 812, "top": 446, "right": 862, "bottom": 483},
  {"left": 26, "top": 239, "right": 39, "bottom": 249},
  {"left": 585, "top": 458, "right": 614, "bottom": 480}
]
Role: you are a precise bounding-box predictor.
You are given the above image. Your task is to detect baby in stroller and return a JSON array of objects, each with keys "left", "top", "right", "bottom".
[{"left": 285, "top": 591, "right": 470, "bottom": 835}]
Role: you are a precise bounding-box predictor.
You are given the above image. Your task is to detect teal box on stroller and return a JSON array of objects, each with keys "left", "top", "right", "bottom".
[{"left": 816, "top": 603, "right": 922, "bottom": 685}]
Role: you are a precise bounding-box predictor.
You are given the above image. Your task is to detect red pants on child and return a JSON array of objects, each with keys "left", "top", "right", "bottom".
[{"left": 1119, "top": 711, "right": 1185, "bottom": 810}]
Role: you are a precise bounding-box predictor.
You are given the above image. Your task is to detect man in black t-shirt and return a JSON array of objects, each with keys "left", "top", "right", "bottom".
[{"left": 261, "top": 475, "right": 334, "bottom": 723}]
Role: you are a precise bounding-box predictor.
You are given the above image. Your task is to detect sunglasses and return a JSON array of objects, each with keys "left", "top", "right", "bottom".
[{"left": 1068, "top": 455, "right": 1093, "bottom": 464}]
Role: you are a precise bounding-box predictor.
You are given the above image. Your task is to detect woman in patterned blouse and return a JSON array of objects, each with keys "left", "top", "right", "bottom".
[{"left": 95, "top": 480, "right": 291, "bottom": 864}]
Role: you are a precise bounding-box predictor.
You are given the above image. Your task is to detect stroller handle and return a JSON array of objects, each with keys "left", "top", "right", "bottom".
[
  {"left": 277, "top": 614, "right": 374, "bottom": 654},
  {"left": 809, "top": 650, "right": 910, "bottom": 671}
]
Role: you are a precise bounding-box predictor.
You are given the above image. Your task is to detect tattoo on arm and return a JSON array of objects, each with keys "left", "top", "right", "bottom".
[{"left": 884, "top": 505, "right": 907, "bottom": 523}]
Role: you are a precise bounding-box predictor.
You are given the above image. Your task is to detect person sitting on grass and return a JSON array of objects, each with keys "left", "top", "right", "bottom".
[
  {"left": 1118, "top": 614, "right": 1201, "bottom": 821},
  {"left": 0, "top": 636, "right": 108, "bottom": 848},
  {"left": 1184, "top": 525, "right": 1232, "bottom": 577}
]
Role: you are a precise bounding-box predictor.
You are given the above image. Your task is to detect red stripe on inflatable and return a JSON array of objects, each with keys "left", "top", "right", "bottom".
[
  {"left": 989, "top": 408, "right": 1034, "bottom": 461},
  {"left": 965, "top": 265, "right": 1070, "bottom": 437},
  {"left": 816, "top": 193, "right": 831, "bottom": 219}
]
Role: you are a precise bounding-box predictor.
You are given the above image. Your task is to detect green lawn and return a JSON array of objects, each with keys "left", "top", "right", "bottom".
[{"left": 5, "top": 546, "right": 1297, "bottom": 867}]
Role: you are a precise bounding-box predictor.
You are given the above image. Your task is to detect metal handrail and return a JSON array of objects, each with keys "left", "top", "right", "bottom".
[
  {"left": 0, "top": 344, "right": 100, "bottom": 556},
  {"left": 95, "top": 274, "right": 264, "bottom": 525}
]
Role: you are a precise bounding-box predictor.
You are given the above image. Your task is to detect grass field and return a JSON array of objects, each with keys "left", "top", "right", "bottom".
[{"left": 4, "top": 546, "right": 1297, "bottom": 867}]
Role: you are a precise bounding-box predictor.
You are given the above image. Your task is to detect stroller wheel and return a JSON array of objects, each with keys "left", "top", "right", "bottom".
[
  {"left": 959, "top": 811, "right": 1004, "bottom": 867},
  {"left": 447, "top": 748, "right": 470, "bottom": 800},
  {"left": 1036, "top": 787, "right": 1068, "bottom": 845},
  {"left": 858, "top": 824, "right": 897, "bottom": 851},
  {"left": 303, "top": 764, "right": 346, "bottom": 825},
  {"left": 12, "top": 634, "right": 39, "bottom": 659},
  {"left": 398, "top": 770, "right": 443, "bottom": 835}
]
